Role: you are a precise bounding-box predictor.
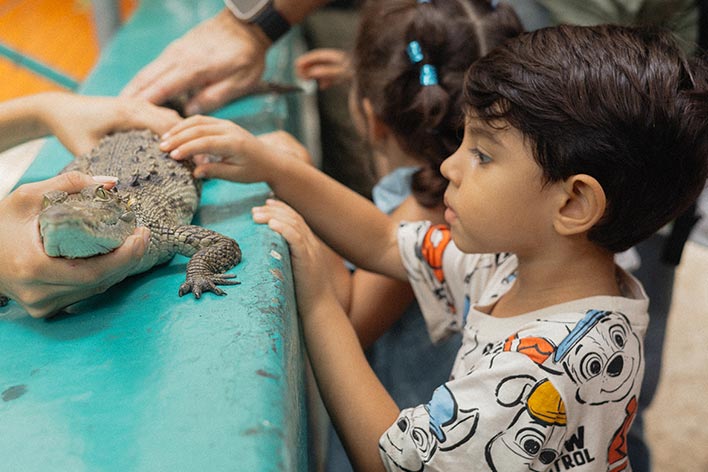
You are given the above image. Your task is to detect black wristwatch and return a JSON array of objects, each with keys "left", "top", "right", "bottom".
[{"left": 223, "top": 0, "right": 291, "bottom": 43}]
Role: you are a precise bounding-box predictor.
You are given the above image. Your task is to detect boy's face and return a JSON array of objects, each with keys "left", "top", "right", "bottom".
[{"left": 440, "top": 117, "right": 560, "bottom": 255}]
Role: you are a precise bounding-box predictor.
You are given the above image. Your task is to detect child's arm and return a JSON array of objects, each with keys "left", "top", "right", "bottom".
[
  {"left": 0, "top": 92, "right": 180, "bottom": 156},
  {"left": 349, "top": 195, "right": 446, "bottom": 347},
  {"left": 252, "top": 199, "right": 397, "bottom": 471},
  {"left": 161, "top": 116, "right": 409, "bottom": 281}
]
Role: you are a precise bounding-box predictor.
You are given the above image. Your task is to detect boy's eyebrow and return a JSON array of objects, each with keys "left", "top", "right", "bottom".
[{"left": 466, "top": 125, "right": 503, "bottom": 146}]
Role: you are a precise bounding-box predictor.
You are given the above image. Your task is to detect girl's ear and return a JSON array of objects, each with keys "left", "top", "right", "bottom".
[
  {"left": 553, "top": 174, "right": 607, "bottom": 236},
  {"left": 362, "top": 98, "right": 390, "bottom": 143}
]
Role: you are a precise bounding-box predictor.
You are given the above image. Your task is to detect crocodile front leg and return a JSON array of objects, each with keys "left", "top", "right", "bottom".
[{"left": 168, "top": 225, "right": 242, "bottom": 298}]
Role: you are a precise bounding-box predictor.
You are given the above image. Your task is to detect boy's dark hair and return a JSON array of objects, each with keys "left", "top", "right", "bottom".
[
  {"left": 464, "top": 24, "right": 708, "bottom": 252},
  {"left": 354, "top": 0, "right": 522, "bottom": 208}
]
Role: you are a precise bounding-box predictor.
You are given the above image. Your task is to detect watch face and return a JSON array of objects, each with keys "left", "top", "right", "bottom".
[{"left": 225, "top": 0, "right": 270, "bottom": 20}]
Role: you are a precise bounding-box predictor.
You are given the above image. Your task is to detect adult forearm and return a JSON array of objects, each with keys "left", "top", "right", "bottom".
[{"left": 0, "top": 93, "right": 53, "bottom": 153}]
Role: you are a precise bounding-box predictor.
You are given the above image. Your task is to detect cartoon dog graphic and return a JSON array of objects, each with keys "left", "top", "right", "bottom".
[
  {"left": 554, "top": 310, "right": 642, "bottom": 405},
  {"left": 381, "top": 384, "right": 479, "bottom": 470},
  {"left": 486, "top": 375, "right": 567, "bottom": 471},
  {"left": 486, "top": 310, "right": 641, "bottom": 406}
]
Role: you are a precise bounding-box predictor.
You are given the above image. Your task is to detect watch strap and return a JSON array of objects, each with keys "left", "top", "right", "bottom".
[{"left": 252, "top": 4, "right": 291, "bottom": 43}]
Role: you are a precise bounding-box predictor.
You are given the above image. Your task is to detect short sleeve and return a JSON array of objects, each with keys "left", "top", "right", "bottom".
[{"left": 397, "top": 221, "right": 502, "bottom": 343}]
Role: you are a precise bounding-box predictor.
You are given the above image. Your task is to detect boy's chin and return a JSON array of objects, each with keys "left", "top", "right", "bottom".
[{"left": 450, "top": 230, "right": 499, "bottom": 255}]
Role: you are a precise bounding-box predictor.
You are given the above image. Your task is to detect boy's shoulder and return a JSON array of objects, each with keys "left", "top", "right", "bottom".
[
  {"left": 382, "top": 303, "right": 646, "bottom": 471},
  {"left": 467, "top": 267, "right": 649, "bottom": 398},
  {"left": 485, "top": 307, "right": 645, "bottom": 393},
  {"left": 441, "top": 306, "right": 646, "bottom": 470}
]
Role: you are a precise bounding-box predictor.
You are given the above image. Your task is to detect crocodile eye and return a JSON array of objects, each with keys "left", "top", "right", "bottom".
[{"left": 95, "top": 186, "right": 110, "bottom": 200}]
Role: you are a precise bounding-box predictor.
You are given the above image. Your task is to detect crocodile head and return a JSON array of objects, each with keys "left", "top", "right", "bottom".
[{"left": 39, "top": 184, "right": 137, "bottom": 258}]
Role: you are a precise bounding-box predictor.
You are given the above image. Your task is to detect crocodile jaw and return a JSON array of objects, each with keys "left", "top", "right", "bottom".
[
  {"left": 41, "top": 219, "right": 126, "bottom": 258},
  {"left": 39, "top": 186, "right": 137, "bottom": 259}
]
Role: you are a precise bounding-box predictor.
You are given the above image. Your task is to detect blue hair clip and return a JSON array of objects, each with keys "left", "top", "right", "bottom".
[
  {"left": 420, "top": 64, "right": 438, "bottom": 86},
  {"left": 417, "top": 0, "right": 432, "bottom": 3},
  {"left": 406, "top": 41, "right": 424, "bottom": 63},
  {"left": 490, "top": 0, "right": 499, "bottom": 8}
]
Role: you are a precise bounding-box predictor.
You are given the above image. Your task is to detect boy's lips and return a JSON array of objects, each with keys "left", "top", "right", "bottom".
[
  {"left": 444, "top": 207, "right": 457, "bottom": 225},
  {"left": 443, "top": 196, "right": 457, "bottom": 224}
]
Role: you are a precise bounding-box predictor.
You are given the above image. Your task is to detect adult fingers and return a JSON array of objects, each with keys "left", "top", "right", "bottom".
[
  {"left": 80, "top": 227, "right": 150, "bottom": 279},
  {"left": 122, "top": 59, "right": 201, "bottom": 106},
  {"left": 183, "top": 79, "right": 243, "bottom": 116},
  {"left": 16, "top": 172, "right": 116, "bottom": 202},
  {"left": 132, "top": 102, "right": 183, "bottom": 134}
]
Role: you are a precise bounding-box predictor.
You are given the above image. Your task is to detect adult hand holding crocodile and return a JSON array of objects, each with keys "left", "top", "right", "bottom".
[
  {"left": 0, "top": 92, "right": 180, "bottom": 317},
  {"left": 0, "top": 172, "right": 151, "bottom": 318},
  {"left": 120, "top": 0, "right": 329, "bottom": 115}
]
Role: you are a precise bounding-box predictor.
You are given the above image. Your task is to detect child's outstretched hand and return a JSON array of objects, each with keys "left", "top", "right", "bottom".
[
  {"left": 295, "top": 48, "right": 352, "bottom": 90},
  {"left": 252, "top": 199, "right": 337, "bottom": 315},
  {"left": 160, "top": 115, "right": 283, "bottom": 182}
]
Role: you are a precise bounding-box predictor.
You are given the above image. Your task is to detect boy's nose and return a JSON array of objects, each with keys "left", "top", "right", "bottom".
[{"left": 440, "top": 153, "right": 457, "bottom": 182}]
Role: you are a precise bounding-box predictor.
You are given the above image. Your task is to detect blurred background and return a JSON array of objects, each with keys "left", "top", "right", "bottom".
[{"left": 0, "top": 0, "right": 136, "bottom": 101}]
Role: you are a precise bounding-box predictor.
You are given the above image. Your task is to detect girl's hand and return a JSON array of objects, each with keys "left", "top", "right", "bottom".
[
  {"left": 43, "top": 93, "right": 181, "bottom": 156},
  {"left": 252, "top": 199, "right": 337, "bottom": 315},
  {"left": 295, "top": 48, "right": 352, "bottom": 90}
]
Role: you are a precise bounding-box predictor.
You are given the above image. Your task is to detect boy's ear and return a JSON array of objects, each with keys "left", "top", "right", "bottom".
[
  {"left": 553, "top": 174, "right": 607, "bottom": 237},
  {"left": 362, "top": 98, "right": 390, "bottom": 142}
]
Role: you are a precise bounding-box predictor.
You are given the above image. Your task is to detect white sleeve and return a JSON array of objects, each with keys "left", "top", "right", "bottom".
[{"left": 397, "top": 221, "right": 498, "bottom": 343}]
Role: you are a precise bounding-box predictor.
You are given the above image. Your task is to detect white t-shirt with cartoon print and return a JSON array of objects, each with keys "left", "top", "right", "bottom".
[{"left": 378, "top": 221, "right": 649, "bottom": 472}]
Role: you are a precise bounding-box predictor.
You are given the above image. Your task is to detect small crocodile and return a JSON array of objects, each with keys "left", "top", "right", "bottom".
[{"left": 29, "top": 129, "right": 240, "bottom": 303}]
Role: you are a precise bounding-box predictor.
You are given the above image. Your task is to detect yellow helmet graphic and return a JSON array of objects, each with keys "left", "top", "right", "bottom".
[{"left": 527, "top": 380, "right": 567, "bottom": 426}]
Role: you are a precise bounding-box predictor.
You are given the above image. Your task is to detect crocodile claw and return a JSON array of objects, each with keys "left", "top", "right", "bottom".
[{"left": 178, "top": 274, "right": 241, "bottom": 298}]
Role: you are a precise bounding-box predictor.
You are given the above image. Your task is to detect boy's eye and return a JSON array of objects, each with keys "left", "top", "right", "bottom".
[{"left": 470, "top": 148, "right": 492, "bottom": 164}]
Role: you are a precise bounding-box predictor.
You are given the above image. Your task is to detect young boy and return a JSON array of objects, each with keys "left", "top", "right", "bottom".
[{"left": 160, "top": 24, "right": 708, "bottom": 471}]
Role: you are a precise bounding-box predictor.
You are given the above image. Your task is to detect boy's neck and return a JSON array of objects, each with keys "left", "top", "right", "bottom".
[{"left": 489, "top": 241, "right": 621, "bottom": 318}]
